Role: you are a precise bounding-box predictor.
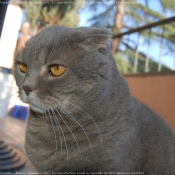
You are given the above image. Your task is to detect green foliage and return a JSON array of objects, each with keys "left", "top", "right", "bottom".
[
  {"left": 160, "top": 0, "right": 175, "bottom": 11},
  {"left": 22, "top": 2, "right": 42, "bottom": 28},
  {"left": 22, "top": 0, "right": 80, "bottom": 30},
  {"left": 85, "top": 0, "right": 175, "bottom": 73},
  {"left": 42, "top": 0, "right": 76, "bottom": 19},
  {"left": 114, "top": 54, "right": 133, "bottom": 74}
]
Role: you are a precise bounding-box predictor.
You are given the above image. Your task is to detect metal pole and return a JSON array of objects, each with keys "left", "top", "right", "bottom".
[
  {"left": 112, "top": 16, "right": 175, "bottom": 39},
  {"left": 0, "top": 0, "right": 10, "bottom": 38}
]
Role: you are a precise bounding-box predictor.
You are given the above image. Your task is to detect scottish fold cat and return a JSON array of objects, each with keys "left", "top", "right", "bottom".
[{"left": 14, "top": 26, "right": 175, "bottom": 174}]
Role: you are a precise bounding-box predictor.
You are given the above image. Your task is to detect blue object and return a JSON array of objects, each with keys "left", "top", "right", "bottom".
[{"left": 10, "top": 105, "right": 28, "bottom": 121}]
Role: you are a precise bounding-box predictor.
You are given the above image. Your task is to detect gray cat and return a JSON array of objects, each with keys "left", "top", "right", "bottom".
[{"left": 14, "top": 26, "right": 175, "bottom": 174}]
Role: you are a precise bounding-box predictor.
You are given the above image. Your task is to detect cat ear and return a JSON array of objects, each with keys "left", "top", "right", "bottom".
[{"left": 74, "top": 34, "right": 112, "bottom": 52}]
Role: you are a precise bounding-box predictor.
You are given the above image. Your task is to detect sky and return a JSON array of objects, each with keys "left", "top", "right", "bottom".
[{"left": 78, "top": 0, "right": 175, "bottom": 70}]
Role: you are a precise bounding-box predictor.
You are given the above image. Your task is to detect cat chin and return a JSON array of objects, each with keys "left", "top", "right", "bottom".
[{"left": 29, "top": 104, "right": 45, "bottom": 114}]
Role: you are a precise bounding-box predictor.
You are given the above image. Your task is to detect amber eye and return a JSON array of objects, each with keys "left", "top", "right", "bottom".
[
  {"left": 19, "top": 63, "right": 27, "bottom": 73},
  {"left": 49, "top": 65, "right": 66, "bottom": 77}
]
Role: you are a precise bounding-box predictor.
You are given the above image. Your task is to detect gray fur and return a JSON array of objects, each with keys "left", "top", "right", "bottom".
[{"left": 14, "top": 26, "right": 175, "bottom": 174}]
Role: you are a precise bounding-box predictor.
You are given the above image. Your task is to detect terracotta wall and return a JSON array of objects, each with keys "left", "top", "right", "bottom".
[{"left": 124, "top": 72, "right": 175, "bottom": 131}]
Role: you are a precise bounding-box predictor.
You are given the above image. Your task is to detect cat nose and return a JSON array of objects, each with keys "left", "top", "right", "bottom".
[{"left": 23, "top": 85, "right": 35, "bottom": 96}]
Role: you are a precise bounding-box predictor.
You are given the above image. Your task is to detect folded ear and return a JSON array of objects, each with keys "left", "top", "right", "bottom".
[{"left": 74, "top": 34, "right": 112, "bottom": 52}]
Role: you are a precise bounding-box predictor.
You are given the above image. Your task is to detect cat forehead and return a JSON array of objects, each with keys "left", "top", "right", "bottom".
[
  {"left": 22, "top": 27, "right": 71, "bottom": 60},
  {"left": 17, "top": 26, "right": 111, "bottom": 63},
  {"left": 26, "top": 25, "right": 111, "bottom": 47},
  {"left": 19, "top": 28, "right": 65, "bottom": 63}
]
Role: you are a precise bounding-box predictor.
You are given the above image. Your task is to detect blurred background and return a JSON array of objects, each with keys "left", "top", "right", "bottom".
[{"left": 0, "top": 0, "right": 175, "bottom": 173}]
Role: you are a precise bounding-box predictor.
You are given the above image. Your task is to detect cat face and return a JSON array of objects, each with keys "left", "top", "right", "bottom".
[{"left": 14, "top": 26, "right": 114, "bottom": 114}]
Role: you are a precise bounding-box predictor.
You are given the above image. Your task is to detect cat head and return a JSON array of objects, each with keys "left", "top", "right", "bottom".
[{"left": 14, "top": 26, "right": 116, "bottom": 114}]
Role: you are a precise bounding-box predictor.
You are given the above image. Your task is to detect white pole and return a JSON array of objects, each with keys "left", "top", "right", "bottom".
[
  {"left": 158, "top": 44, "right": 163, "bottom": 72},
  {"left": 145, "top": 48, "right": 150, "bottom": 72},
  {"left": 134, "top": 36, "right": 140, "bottom": 73},
  {"left": 173, "top": 58, "right": 175, "bottom": 71},
  {"left": 158, "top": 26, "right": 165, "bottom": 72},
  {"left": 145, "top": 29, "right": 152, "bottom": 72}
]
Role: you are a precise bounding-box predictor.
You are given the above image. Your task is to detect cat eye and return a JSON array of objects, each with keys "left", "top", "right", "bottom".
[
  {"left": 19, "top": 63, "right": 27, "bottom": 73},
  {"left": 49, "top": 65, "right": 66, "bottom": 77}
]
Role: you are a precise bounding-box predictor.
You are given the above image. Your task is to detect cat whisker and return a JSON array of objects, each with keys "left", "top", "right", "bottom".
[
  {"left": 54, "top": 105, "right": 83, "bottom": 162},
  {"left": 42, "top": 87, "right": 69, "bottom": 161},
  {"left": 50, "top": 107, "right": 63, "bottom": 160},
  {"left": 50, "top": 106, "right": 70, "bottom": 165},
  {"left": 58, "top": 104, "right": 93, "bottom": 155},
  {"left": 38, "top": 99, "right": 48, "bottom": 130},
  {"left": 47, "top": 109, "right": 58, "bottom": 157},
  {"left": 43, "top": 110, "right": 49, "bottom": 131},
  {"left": 42, "top": 110, "right": 46, "bottom": 123},
  {"left": 65, "top": 101, "right": 103, "bottom": 146}
]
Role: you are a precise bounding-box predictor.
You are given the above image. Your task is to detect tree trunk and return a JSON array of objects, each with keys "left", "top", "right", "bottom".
[{"left": 111, "top": 0, "right": 125, "bottom": 54}]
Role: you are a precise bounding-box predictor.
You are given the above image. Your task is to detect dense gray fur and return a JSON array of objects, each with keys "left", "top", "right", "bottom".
[{"left": 14, "top": 26, "right": 175, "bottom": 174}]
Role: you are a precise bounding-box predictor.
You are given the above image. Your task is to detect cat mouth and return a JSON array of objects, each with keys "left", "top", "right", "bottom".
[
  {"left": 29, "top": 104, "right": 45, "bottom": 113},
  {"left": 28, "top": 97, "right": 55, "bottom": 114},
  {"left": 28, "top": 98, "right": 47, "bottom": 113}
]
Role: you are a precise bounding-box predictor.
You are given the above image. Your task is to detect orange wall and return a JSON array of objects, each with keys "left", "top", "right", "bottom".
[{"left": 124, "top": 72, "right": 175, "bottom": 131}]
